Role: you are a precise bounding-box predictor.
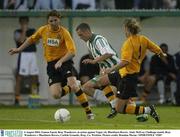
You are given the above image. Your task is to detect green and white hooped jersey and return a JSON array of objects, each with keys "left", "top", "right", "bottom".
[{"left": 87, "top": 34, "right": 120, "bottom": 69}]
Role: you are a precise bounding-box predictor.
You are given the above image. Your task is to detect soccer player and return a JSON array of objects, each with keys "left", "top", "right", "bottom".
[
  {"left": 87, "top": 18, "right": 166, "bottom": 123},
  {"left": 76, "top": 23, "right": 120, "bottom": 118},
  {"left": 9, "top": 10, "right": 94, "bottom": 120}
]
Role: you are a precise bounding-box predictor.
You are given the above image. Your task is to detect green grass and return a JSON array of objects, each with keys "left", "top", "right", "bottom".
[{"left": 0, "top": 105, "right": 180, "bottom": 129}]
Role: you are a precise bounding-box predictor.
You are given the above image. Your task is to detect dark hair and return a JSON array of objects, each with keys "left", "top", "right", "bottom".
[
  {"left": 123, "top": 18, "right": 141, "bottom": 35},
  {"left": 19, "top": 16, "right": 29, "bottom": 23},
  {"left": 160, "top": 43, "right": 168, "bottom": 49},
  {"left": 76, "top": 23, "right": 91, "bottom": 31},
  {"left": 47, "top": 10, "right": 61, "bottom": 19}
]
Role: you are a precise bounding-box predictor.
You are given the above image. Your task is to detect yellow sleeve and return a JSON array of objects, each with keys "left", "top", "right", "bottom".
[
  {"left": 63, "top": 28, "right": 76, "bottom": 54},
  {"left": 143, "top": 36, "right": 163, "bottom": 55},
  {"left": 121, "top": 40, "right": 133, "bottom": 62},
  {"left": 28, "top": 26, "right": 44, "bottom": 44}
]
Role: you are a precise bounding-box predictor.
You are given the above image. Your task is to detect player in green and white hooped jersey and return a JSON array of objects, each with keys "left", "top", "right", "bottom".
[{"left": 76, "top": 23, "right": 120, "bottom": 118}]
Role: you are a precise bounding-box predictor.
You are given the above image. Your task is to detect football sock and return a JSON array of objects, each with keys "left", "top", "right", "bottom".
[
  {"left": 144, "top": 107, "right": 151, "bottom": 114},
  {"left": 157, "top": 80, "right": 165, "bottom": 102},
  {"left": 122, "top": 104, "right": 145, "bottom": 114},
  {"left": 75, "top": 89, "right": 92, "bottom": 114},
  {"left": 103, "top": 86, "right": 116, "bottom": 108},
  {"left": 103, "top": 85, "right": 116, "bottom": 100},
  {"left": 61, "top": 85, "right": 70, "bottom": 97}
]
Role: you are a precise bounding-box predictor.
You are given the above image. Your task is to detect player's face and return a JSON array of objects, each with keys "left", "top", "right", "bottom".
[
  {"left": 161, "top": 46, "right": 168, "bottom": 53},
  {"left": 76, "top": 29, "right": 90, "bottom": 42},
  {"left": 20, "top": 20, "right": 28, "bottom": 30},
  {"left": 48, "top": 16, "right": 60, "bottom": 30}
]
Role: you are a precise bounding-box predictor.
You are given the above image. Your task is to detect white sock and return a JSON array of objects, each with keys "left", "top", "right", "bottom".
[
  {"left": 157, "top": 80, "right": 165, "bottom": 101},
  {"left": 110, "top": 98, "right": 117, "bottom": 108},
  {"left": 144, "top": 107, "right": 151, "bottom": 114},
  {"left": 93, "top": 89, "right": 108, "bottom": 102},
  {"left": 170, "top": 81, "right": 177, "bottom": 104}
]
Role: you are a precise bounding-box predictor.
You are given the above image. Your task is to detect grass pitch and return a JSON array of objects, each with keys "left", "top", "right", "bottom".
[{"left": 0, "top": 105, "right": 180, "bottom": 129}]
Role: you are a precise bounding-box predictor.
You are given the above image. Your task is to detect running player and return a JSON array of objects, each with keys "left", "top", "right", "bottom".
[
  {"left": 76, "top": 23, "right": 120, "bottom": 118},
  {"left": 9, "top": 10, "right": 94, "bottom": 120}
]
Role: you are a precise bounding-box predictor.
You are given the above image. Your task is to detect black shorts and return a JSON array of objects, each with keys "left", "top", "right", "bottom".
[
  {"left": 47, "top": 60, "right": 78, "bottom": 86},
  {"left": 108, "top": 72, "right": 138, "bottom": 99}
]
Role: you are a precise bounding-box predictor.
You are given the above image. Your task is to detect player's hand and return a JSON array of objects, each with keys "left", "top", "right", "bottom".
[
  {"left": 104, "top": 68, "right": 112, "bottom": 74},
  {"left": 82, "top": 59, "right": 95, "bottom": 64},
  {"left": 55, "top": 60, "right": 62, "bottom": 70},
  {"left": 100, "top": 68, "right": 105, "bottom": 75},
  {"left": 8, "top": 48, "right": 20, "bottom": 55}
]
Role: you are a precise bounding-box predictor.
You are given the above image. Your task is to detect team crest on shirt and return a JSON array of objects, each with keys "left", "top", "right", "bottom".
[{"left": 47, "top": 38, "right": 60, "bottom": 47}]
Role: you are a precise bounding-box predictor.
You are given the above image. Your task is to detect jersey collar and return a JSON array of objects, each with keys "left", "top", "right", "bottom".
[{"left": 89, "top": 33, "right": 96, "bottom": 43}]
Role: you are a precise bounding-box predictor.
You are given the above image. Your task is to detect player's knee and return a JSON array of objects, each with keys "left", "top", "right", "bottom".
[
  {"left": 81, "top": 84, "right": 88, "bottom": 90},
  {"left": 51, "top": 90, "right": 61, "bottom": 99},
  {"left": 82, "top": 82, "right": 94, "bottom": 90},
  {"left": 69, "top": 83, "right": 79, "bottom": 92},
  {"left": 71, "top": 86, "right": 78, "bottom": 92}
]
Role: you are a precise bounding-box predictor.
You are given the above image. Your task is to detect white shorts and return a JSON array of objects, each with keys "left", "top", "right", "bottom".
[{"left": 18, "top": 52, "right": 39, "bottom": 76}]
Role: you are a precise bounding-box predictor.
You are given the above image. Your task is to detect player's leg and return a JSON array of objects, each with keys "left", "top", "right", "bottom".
[
  {"left": 102, "top": 85, "right": 116, "bottom": 108},
  {"left": 30, "top": 75, "right": 39, "bottom": 94},
  {"left": 138, "top": 75, "right": 156, "bottom": 103},
  {"left": 170, "top": 80, "right": 176, "bottom": 104},
  {"left": 67, "top": 75, "right": 94, "bottom": 120},
  {"left": 84, "top": 74, "right": 116, "bottom": 104},
  {"left": 29, "top": 52, "right": 40, "bottom": 94},
  {"left": 48, "top": 82, "right": 70, "bottom": 99},
  {"left": 82, "top": 73, "right": 117, "bottom": 118},
  {"left": 91, "top": 75, "right": 117, "bottom": 105},
  {"left": 116, "top": 98, "right": 160, "bottom": 123},
  {"left": 115, "top": 74, "right": 160, "bottom": 123},
  {"left": 14, "top": 74, "right": 22, "bottom": 105},
  {"left": 81, "top": 77, "right": 107, "bottom": 102},
  {"left": 15, "top": 53, "right": 29, "bottom": 105},
  {"left": 61, "top": 61, "right": 94, "bottom": 120},
  {"left": 80, "top": 75, "right": 91, "bottom": 85},
  {"left": 47, "top": 60, "right": 70, "bottom": 99},
  {"left": 157, "top": 80, "right": 165, "bottom": 104}
]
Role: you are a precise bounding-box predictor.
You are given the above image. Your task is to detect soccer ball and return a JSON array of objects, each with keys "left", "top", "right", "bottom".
[
  {"left": 136, "top": 114, "right": 149, "bottom": 122},
  {"left": 54, "top": 108, "right": 71, "bottom": 122}
]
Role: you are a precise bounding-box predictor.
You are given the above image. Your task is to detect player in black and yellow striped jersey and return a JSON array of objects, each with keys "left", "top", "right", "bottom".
[
  {"left": 9, "top": 10, "right": 94, "bottom": 120},
  {"left": 109, "top": 18, "right": 167, "bottom": 122}
]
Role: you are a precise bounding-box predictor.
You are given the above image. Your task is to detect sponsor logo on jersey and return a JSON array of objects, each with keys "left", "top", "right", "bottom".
[{"left": 47, "top": 38, "right": 60, "bottom": 47}]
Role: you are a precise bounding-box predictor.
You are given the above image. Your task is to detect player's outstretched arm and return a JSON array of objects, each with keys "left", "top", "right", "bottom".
[
  {"left": 8, "top": 38, "right": 31, "bottom": 55},
  {"left": 8, "top": 48, "right": 21, "bottom": 55}
]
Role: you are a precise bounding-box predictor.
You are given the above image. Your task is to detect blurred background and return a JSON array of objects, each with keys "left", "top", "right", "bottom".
[{"left": 0, "top": 0, "right": 180, "bottom": 107}]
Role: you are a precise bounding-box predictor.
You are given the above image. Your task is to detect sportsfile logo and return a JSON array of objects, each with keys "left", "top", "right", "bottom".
[
  {"left": 1, "top": 130, "right": 4, "bottom": 136},
  {"left": 1, "top": 130, "right": 23, "bottom": 137}
]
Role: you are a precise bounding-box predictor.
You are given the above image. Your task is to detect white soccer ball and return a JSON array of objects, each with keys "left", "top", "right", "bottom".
[
  {"left": 136, "top": 114, "right": 149, "bottom": 122},
  {"left": 54, "top": 108, "right": 71, "bottom": 122}
]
